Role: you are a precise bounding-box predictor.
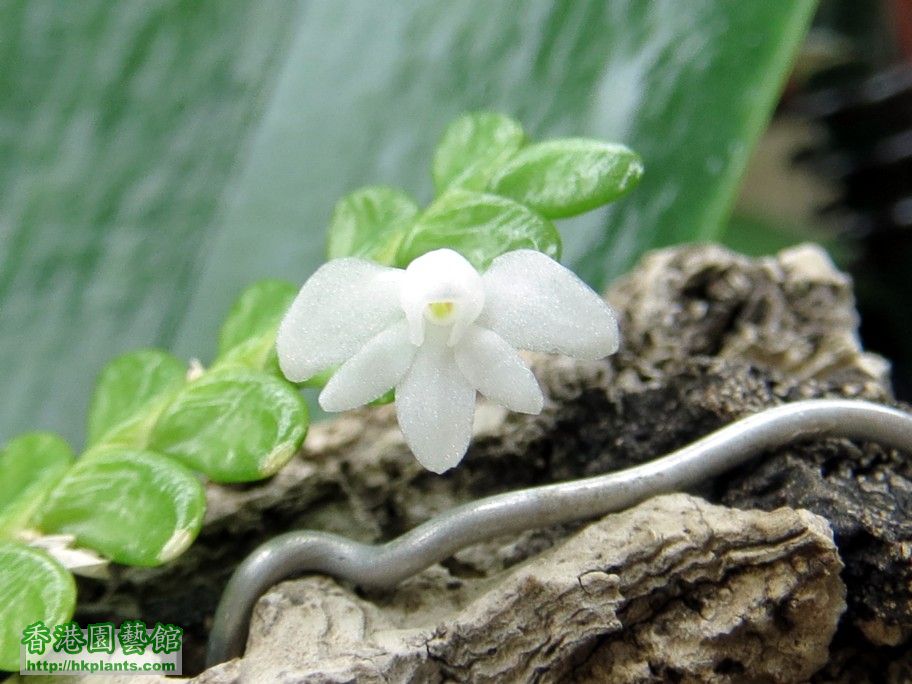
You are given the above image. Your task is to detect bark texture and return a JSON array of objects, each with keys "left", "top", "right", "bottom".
[
  {"left": 208, "top": 495, "right": 844, "bottom": 683},
  {"left": 70, "top": 243, "right": 912, "bottom": 682}
]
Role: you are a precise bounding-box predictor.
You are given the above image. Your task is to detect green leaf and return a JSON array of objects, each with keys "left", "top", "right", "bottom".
[
  {"left": 397, "top": 189, "right": 561, "bottom": 270},
  {"left": 214, "top": 331, "right": 282, "bottom": 376},
  {"left": 148, "top": 369, "right": 308, "bottom": 483},
  {"left": 326, "top": 186, "right": 419, "bottom": 264},
  {"left": 488, "top": 139, "right": 643, "bottom": 219},
  {"left": 38, "top": 449, "right": 205, "bottom": 566},
  {"left": 85, "top": 392, "right": 177, "bottom": 454},
  {"left": 0, "top": 433, "right": 74, "bottom": 537},
  {"left": 0, "top": 2, "right": 817, "bottom": 444},
  {"left": 217, "top": 279, "right": 298, "bottom": 357},
  {"left": 432, "top": 112, "right": 526, "bottom": 193},
  {"left": 0, "top": 541, "right": 75, "bottom": 671},
  {"left": 213, "top": 279, "right": 299, "bottom": 375},
  {"left": 87, "top": 350, "right": 186, "bottom": 447}
]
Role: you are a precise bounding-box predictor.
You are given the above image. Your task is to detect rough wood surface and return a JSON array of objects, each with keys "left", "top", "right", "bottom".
[
  {"left": 69, "top": 243, "right": 912, "bottom": 681},
  {"left": 207, "top": 495, "right": 844, "bottom": 683}
]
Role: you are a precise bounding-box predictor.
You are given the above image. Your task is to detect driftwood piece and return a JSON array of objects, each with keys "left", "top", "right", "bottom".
[
  {"left": 72, "top": 244, "right": 912, "bottom": 680},
  {"left": 201, "top": 494, "right": 844, "bottom": 683}
]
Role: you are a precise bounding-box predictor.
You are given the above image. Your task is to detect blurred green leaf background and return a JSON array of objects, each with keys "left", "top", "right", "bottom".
[{"left": 0, "top": 1, "right": 817, "bottom": 445}]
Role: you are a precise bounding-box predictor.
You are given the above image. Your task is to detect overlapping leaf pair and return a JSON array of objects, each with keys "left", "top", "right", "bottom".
[{"left": 327, "top": 112, "right": 643, "bottom": 270}]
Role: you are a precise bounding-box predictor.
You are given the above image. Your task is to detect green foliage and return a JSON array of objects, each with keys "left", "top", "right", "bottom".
[
  {"left": 0, "top": 541, "right": 75, "bottom": 671},
  {"left": 0, "top": 280, "right": 310, "bottom": 576},
  {"left": 326, "top": 187, "right": 420, "bottom": 264},
  {"left": 83, "top": 285, "right": 311, "bottom": 486},
  {"left": 83, "top": 350, "right": 184, "bottom": 453},
  {"left": 432, "top": 112, "right": 526, "bottom": 192},
  {"left": 214, "top": 333, "right": 284, "bottom": 377},
  {"left": 0, "top": 434, "right": 74, "bottom": 537},
  {"left": 213, "top": 279, "right": 299, "bottom": 375},
  {"left": 487, "top": 140, "right": 643, "bottom": 219},
  {"left": 217, "top": 280, "right": 299, "bottom": 357},
  {"left": 39, "top": 449, "right": 205, "bottom": 566},
  {"left": 335, "top": 114, "right": 637, "bottom": 270},
  {"left": 87, "top": 350, "right": 186, "bottom": 446},
  {"left": 397, "top": 188, "right": 562, "bottom": 270},
  {"left": 0, "top": 276, "right": 314, "bottom": 669},
  {"left": 148, "top": 369, "right": 308, "bottom": 483}
]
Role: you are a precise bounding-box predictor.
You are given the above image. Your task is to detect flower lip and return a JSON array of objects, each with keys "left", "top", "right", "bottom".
[
  {"left": 399, "top": 249, "right": 485, "bottom": 346},
  {"left": 425, "top": 300, "right": 456, "bottom": 324}
]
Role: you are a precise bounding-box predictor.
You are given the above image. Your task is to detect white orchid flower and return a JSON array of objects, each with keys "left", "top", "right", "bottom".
[{"left": 277, "top": 248, "right": 619, "bottom": 473}]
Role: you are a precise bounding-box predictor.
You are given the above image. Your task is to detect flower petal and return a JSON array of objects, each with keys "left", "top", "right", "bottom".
[
  {"left": 319, "top": 320, "right": 416, "bottom": 411},
  {"left": 454, "top": 325, "right": 543, "bottom": 414},
  {"left": 400, "top": 248, "right": 485, "bottom": 347},
  {"left": 478, "top": 249, "right": 619, "bottom": 359},
  {"left": 276, "top": 258, "right": 405, "bottom": 382},
  {"left": 395, "top": 326, "right": 476, "bottom": 473}
]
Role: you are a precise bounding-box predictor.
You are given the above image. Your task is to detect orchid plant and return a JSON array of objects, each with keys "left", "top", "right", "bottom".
[
  {"left": 276, "top": 111, "right": 639, "bottom": 471},
  {"left": 0, "top": 111, "right": 641, "bottom": 669}
]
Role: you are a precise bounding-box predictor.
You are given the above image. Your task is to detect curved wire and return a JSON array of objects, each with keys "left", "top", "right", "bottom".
[{"left": 207, "top": 399, "right": 912, "bottom": 666}]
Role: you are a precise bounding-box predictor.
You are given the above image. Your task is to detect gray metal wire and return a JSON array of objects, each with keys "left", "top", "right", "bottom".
[{"left": 207, "top": 399, "right": 912, "bottom": 666}]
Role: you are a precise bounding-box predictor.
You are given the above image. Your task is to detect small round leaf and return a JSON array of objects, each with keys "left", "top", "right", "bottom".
[
  {"left": 488, "top": 139, "right": 644, "bottom": 218},
  {"left": 87, "top": 349, "right": 186, "bottom": 446},
  {"left": 0, "top": 542, "right": 76, "bottom": 671},
  {"left": 148, "top": 369, "right": 308, "bottom": 483},
  {"left": 326, "top": 186, "right": 419, "bottom": 264},
  {"left": 0, "top": 433, "right": 74, "bottom": 537},
  {"left": 433, "top": 112, "right": 525, "bottom": 193},
  {"left": 397, "top": 189, "right": 561, "bottom": 270},
  {"left": 39, "top": 449, "right": 205, "bottom": 566},
  {"left": 215, "top": 331, "right": 283, "bottom": 376},
  {"left": 217, "top": 280, "right": 298, "bottom": 357}
]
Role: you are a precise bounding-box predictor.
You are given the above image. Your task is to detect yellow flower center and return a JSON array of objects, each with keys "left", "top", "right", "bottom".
[{"left": 426, "top": 300, "right": 456, "bottom": 323}]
